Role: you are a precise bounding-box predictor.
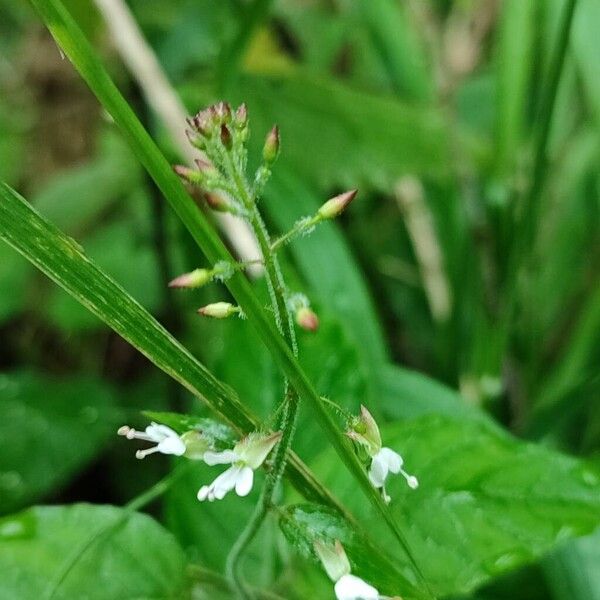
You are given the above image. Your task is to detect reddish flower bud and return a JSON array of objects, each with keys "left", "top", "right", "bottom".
[
  {"left": 194, "top": 158, "right": 218, "bottom": 177},
  {"left": 317, "top": 189, "right": 357, "bottom": 220},
  {"left": 213, "top": 101, "right": 232, "bottom": 123},
  {"left": 204, "top": 192, "right": 233, "bottom": 213},
  {"left": 296, "top": 306, "right": 319, "bottom": 332},
  {"left": 234, "top": 103, "right": 248, "bottom": 130},
  {"left": 168, "top": 268, "right": 212, "bottom": 289},
  {"left": 262, "top": 125, "right": 280, "bottom": 164},
  {"left": 173, "top": 164, "right": 202, "bottom": 184},
  {"left": 220, "top": 124, "right": 233, "bottom": 149}
]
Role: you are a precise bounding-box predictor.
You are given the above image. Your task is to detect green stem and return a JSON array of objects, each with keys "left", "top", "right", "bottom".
[
  {"left": 222, "top": 154, "right": 301, "bottom": 597},
  {"left": 270, "top": 215, "right": 320, "bottom": 254}
]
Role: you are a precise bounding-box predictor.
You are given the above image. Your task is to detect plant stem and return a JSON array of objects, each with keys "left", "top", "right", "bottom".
[{"left": 222, "top": 154, "right": 301, "bottom": 597}]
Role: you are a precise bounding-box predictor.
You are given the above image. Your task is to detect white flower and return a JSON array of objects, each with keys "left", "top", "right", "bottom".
[
  {"left": 334, "top": 574, "right": 380, "bottom": 600},
  {"left": 368, "top": 447, "right": 419, "bottom": 493},
  {"left": 197, "top": 432, "right": 281, "bottom": 502},
  {"left": 118, "top": 423, "right": 186, "bottom": 459}
]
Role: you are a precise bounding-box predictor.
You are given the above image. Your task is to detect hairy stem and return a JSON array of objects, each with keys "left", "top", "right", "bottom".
[{"left": 223, "top": 155, "right": 300, "bottom": 597}]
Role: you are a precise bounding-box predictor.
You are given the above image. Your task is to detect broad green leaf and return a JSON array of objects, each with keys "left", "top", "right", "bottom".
[
  {"left": 33, "top": 131, "right": 141, "bottom": 233},
  {"left": 0, "top": 503, "right": 188, "bottom": 599},
  {"left": 0, "top": 371, "right": 118, "bottom": 514},
  {"left": 278, "top": 503, "right": 424, "bottom": 599},
  {"left": 543, "top": 529, "right": 600, "bottom": 600},
  {"left": 313, "top": 414, "right": 600, "bottom": 597},
  {"left": 232, "top": 72, "right": 452, "bottom": 190},
  {"left": 0, "top": 183, "right": 343, "bottom": 514}
]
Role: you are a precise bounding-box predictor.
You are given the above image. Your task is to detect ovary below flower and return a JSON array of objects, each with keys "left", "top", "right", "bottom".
[
  {"left": 197, "top": 431, "right": 282, "bottom": 502},
  {"left": 117, "top": 422, "right": 186, "bottom": 459}
]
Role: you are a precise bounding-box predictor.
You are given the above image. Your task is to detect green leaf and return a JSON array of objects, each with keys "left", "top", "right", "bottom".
[
  {"left": 0, "top": 371, "right": 118, "bottom": 514},
  {"left": 0, "top": 503, "right": 189, "bottom": 599},
  {"left": 232, "top": 72, "right": 452, "bottom": 190},
  {"left": 543, "top": 529, "right": 600, "bottom": 600},
  {"left": 278, "top": 503, "right": 424, "bottom": 599},
  {"left": 314, "top": 414, "right": 600, "bottom": 596}
]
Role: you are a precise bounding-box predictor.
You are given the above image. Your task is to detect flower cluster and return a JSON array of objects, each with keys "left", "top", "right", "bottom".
[{"left": 347, "top": 405, "right": 418, "bottom": 504}]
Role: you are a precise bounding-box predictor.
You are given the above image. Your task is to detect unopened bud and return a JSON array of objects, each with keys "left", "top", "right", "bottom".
[
  {"left": 204, "top": 192, "right": 233, "bottom": 213},
  {"left": 220, "top": 124, "right": 233, "bottom": 150},
  {"left": 192, "top": 109, "right": 213, "bottom": 137},
  {"left": 263, "top": 125, "right": 280, "bottom": 164},
  {"left": 194, "top": 158, "right": 219, "bottom": 178},
  {"left": 173, "top": 164, "right": 202, "bottom": 184},
  {"left": 214, "top": 101, "right": 232, "bottom": 123},
  {"left": 314, "top": 540, "right": 351, "bottom": 582},
  {"left": 346, "top": 405, "right": 381, "bottom": 456},
  {"left": 296, "top": 306, "right": 319, "bottom": 332},
  {"left": 168, "top": 268, "right": 212, "bottom": 289},
  {"left": 317, "top": 189, "right": 357, "bottom": 220},
  {"left": 198, "top": 302, "right": 239, "bottom": 319},
  {"left": 234, "top": 103, "right": 248, "bottom": 130}
]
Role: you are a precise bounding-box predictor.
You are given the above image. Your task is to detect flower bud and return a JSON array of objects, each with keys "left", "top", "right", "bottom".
[
  {"left": 317, "top": 189, "right": 357, "bottom": 220},
  {"left": 198, "top": 302, "right": 239, "bottom": 319},
  {"left": 204, "top": 192, "right": 233, "bottom": 213},
  {"left": 262, "top": 125, "right": 280, "bottom": 165},
  {"left": 214, "top": 101, "right": 232, "bottom": 123},
  {"left": 314, "top": 540, "right": 351, "bottom": 583},
  {"left": 234, "top": 103, "right": 248, "bottom": 130},
  {"left": 220, "top": 124, "right": 233, "bottom": 150},
  {"left": 192, "top": 109, "right": 213, "bottom": 137},
  {"left": 173, "top": 164, "right": 202, "bottom": 184},
  {"left": 194, "top": 158, "right": 219, "bottom": 178},
  {"left": 168, "top": 268, "right": 212, "bottom": 289},
  {"left": 347, "top": 405, "right": 381, "bottom": 456},
  {"left": 296, "top": 306, "right": 319, "bottom": 332}
]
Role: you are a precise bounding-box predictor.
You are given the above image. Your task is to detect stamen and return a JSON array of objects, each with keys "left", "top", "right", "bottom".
[
  {"left": 135, "top": 446, "right": 160, "bottom": 459},
  {"left": 400, "top": 469, "right": 419, "bottom": 489}
]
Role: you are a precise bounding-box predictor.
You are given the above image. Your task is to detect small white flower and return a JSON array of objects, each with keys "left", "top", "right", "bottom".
[
  {"left": 118, "top": 423, "right": 186, "bottom": 459},
  {"left": 368, "top": 447, "right": 419, "bottom": 492},
  {"left": 334, "top": 574, "right": 380, "bottom": 600},
  {"left": 197, "top": 432, "right": 281, "bottom": 502}
]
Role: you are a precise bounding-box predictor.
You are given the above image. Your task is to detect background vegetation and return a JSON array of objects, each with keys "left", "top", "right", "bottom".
[{"left": 0, "top": 0, "right": 598, "bottom": 598}]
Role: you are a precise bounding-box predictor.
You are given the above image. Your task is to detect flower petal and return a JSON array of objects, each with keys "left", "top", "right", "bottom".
[
  {"left": 203, "top": 449, "right": 238, "bottom": 465},
  {"left": 235, "top": 466, "right": 254, "bottom": 497},
  {"left": 212, "top": 465, "right": 241, "bottom": 499},
  {"left": 157, "top": 436, "right": 186, "bottom": 456},
  {"left": 379, "top": 447, "right": 403, "bottom": 474},
  {"left": 368, "top": 452, "right": 389, "bottom": 488},
  {"left": 334, "top": 573, "right": 380, "bottom": 600},
  {"left": 146, "top": 423, "right": 178, "bottom": 442}
]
